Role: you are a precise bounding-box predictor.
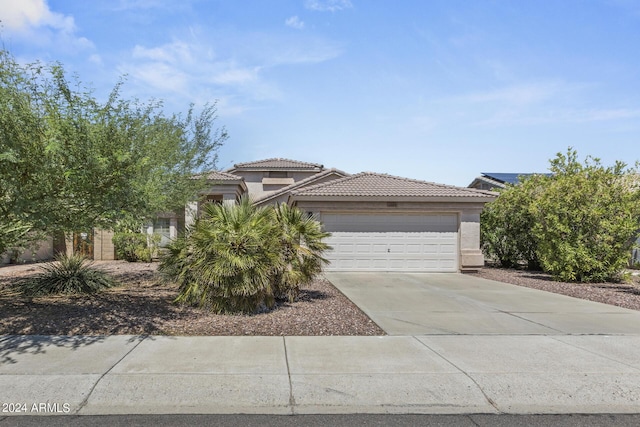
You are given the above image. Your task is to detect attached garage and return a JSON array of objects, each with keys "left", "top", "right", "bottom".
[
  {"left": 289, "top": 172, "right": 497, "bottom": 273},
  {"left": 322, "top": 213, "right": 458, "bottom": 272}
]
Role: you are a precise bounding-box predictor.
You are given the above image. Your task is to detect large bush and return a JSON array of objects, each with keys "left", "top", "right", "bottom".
[
  {"left": 481, "top": 177, "right": 542, "bottom": 269},
  {"left": 530, "top": 150, "right": 640, "bottom": 282},
  {"left": 481, "top": 148, "right": 640, "bottom": 282},
  {"left": 159, "top": 199, "right": 330, "bottom": 313}
]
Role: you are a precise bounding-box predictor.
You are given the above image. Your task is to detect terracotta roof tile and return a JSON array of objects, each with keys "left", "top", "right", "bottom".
[
  {"left": 197, "top": 171, "right": 243, "bottom": 181},
  {"left": 291, "top": 172, "right": 497, "bottom": 198},
  {"left": 231, "top": 158, "right": 323, "bottom": 170}
]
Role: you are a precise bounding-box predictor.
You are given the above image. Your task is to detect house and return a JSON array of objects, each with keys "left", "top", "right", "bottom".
[
  {"left": 155, "top": 158, "right": 498, "bottom": 272},
  {"left": 4, "top": 158, "right": 498, "bottom": 272}
]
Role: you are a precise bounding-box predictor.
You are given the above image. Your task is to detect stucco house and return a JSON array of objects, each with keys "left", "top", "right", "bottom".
[
  {"left": 176, "top": 158, "right": 497, "bottom": 272},
  {"left": 4, "top": 158, "right": 498, "bottom": 272}
]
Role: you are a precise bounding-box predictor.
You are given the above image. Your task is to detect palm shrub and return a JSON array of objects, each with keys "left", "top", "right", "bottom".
[
  {"left": 20, "top": 253, "right": 118, "bottom": 295},
  {"left": 161, "top": 198, "right": 284, "bottom": 313},
  {"left": 272, "top": 203, "right": 331, "bottom": 302},
  {"left": 159, "top": 199, "right": 332, "bottom": 313}
]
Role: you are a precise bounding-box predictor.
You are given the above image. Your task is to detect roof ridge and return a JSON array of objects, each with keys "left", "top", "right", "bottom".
[
  {"left": 292, "top": 171, "right": 498, "bottom": 197},
  {"left": 232, "top": 157, "right": 323, "bottom": 169},
  {"left": 193, "top": 170, "right": 243, "bottom": 180}
]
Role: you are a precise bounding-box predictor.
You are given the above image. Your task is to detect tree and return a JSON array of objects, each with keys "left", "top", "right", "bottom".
[
  {"left": 0, "top": 48, "right": 227, "bottom": 256},
  {"left": 530, "top": 149, "right": 640, "bottom": 282}
]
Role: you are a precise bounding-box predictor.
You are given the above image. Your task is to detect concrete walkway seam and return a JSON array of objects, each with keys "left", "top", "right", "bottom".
[
  {"left": 411, "top": 336, "right": 502, "bottom": 414},
  {"left": 500, "top": 311, "right": 564, "bottom": 333},
  {"left": 75, "top": 336, "right": 147, "bottom": 414},
  {"left": 548, "top": 335, "right": 640, "bottom": 372},
  {"left": 282, "top": 336, "right": 297, "bottom": 414}
]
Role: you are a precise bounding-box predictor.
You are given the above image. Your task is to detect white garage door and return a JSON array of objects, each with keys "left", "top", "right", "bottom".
[{"left": 322, "top": 213, "right": 458, "bottom": 272}]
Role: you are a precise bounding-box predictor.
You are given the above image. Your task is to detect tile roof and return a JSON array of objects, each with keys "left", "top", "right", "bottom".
[
  {"left": 291, "top": 172, "right": 497, "bottom": 198},
  {"left": 252, "top": 168, "right": 350, "bottom": 204},
  {"left": 231, "top": 158, "right": 324, "bottom": 170},
  {"left": 202, "top": 171, "right": 243, "bottom": 181}
]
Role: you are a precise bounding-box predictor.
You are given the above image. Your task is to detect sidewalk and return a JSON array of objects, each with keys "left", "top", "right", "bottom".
[{"left": 2, "top": 333, "right": 640, "bottom": 415}]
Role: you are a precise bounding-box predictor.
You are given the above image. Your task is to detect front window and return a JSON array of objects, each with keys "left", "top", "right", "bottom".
[{"left": 154, "top": 218, "right": 171, "bottom": 247}]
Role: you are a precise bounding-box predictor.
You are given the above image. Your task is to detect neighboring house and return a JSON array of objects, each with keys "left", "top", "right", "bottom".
[
  {"left": 468, "top": 172, "right": 550, "bottom": 191},
  {"left": 4, "top": 157, "right": 498, "bottom": 272}
]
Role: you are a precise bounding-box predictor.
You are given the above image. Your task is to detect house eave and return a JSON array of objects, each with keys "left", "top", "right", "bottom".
[{"left": 289, "top": 195, "right": 497, "bottom": 204}]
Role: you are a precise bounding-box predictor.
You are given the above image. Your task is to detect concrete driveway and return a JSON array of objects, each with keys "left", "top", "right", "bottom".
[{"left": 324, "top": 272, "right": 640, "bottom": 335}]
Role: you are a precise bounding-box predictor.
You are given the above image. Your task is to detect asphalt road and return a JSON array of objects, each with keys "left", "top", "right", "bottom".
[{"left": 2, "top": 414, "right": 640, "bottom": 426}]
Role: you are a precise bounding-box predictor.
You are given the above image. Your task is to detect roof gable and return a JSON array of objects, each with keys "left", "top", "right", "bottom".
[
  {"left": 291, "top": 172, "right": 497, "bottom": 199},
  {"left": 230, "top": 158, "right": 324, "bottom": 171},
  {"left": 253, "top": 168, "right": 349, "bottom": 205}
]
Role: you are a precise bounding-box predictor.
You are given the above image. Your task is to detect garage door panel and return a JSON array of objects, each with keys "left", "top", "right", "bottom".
[{"left": 322, "top": 213, "right": 458, "bottom": 273}]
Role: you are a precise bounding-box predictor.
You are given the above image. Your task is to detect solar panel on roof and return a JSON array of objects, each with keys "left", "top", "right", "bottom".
[{"left": 481, "top": 173, "right": 550, "bottom": 184}]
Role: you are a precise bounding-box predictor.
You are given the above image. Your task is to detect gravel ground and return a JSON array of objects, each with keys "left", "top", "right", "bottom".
[
  {"left": 471, "top": 266, "right": 640, "bottom": 311},
  {"left": 0, "top": 261, "right": 385, "bottom": 336},
  {"left": 3, "top": 261, "right": 639, "bottom": 337}
]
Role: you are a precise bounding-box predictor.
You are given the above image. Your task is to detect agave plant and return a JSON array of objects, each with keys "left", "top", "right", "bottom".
[
  {"left": 21, "top": 253, "right": 118, "bottom": 295},
  {"left": 272, "top": 203, "right": 331, "bottom": 302}
]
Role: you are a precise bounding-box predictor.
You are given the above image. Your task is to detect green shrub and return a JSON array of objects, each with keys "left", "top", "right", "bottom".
[
  {"left": 20, "top": 253, "right": 118, "bottom": 295},
  {"left": 113, "top": 232, "right": 160, "bottom": 262},
  {"left": 530, "top": 150, "right": 640, "bottom": 282},
  {"left": 272, "top": 203, "right": 330, "bottom": 302},
  {"left": 480, "top": 178, "right": 542, "bottom": 270},
  {"left": 159, "top": 198, "right": 331, "bottom": 313},
  {"left": 161, "top": 198, "right": 283, "bottom": 313},
  {"left": 482, "top": 147, "right": 640, "bottom": 282}
]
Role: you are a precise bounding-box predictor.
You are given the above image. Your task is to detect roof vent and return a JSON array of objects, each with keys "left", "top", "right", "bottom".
[{"left": 387, "top": 202, "right": 398, "bottom": 208}]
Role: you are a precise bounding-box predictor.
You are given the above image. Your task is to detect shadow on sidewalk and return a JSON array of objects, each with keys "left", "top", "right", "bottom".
[{"left": 0, "top": 335, "right": 145, "bottom": 365}]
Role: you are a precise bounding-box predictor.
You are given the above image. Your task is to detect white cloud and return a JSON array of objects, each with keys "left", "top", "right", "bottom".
[
  {"left": 0, "top": 0, "right": 73, "bottom": 32},
  {"left": 285, "top": 16, "right": 305, "bottom": 29},
  {"left": 117, "top": 27, "right": 342, "bottom": 116},
  {"left": 132, "top": 41, "right": 193, "bottom": 64},
  {"left": 88, "top": 54, "right": 103, "bottom": 65},
  {"left": 0, "top": 0, "right": 93, "bottom": 51},
  {"left": 210, "top": 65, "right": 260, "bottom": 85},
  {"left": 305, "top": 0, "right": 353, "bottom": 12},
  {"left": 128, "top": 62, "right": 189, "bottom": 93}
]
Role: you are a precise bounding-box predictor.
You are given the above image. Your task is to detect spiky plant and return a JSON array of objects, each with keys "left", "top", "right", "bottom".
[
  {"left": 163, "top": 197, "right": 284, "bottom": 313},
  {"left": 272, "top": 203, "right": 331, "bottom": 302},
  {"left": 21, "top": 253, "right": 118, "bottom": 295}
]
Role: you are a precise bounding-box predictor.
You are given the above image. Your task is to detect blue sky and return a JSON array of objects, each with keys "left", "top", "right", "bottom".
[{"left": 1, "top": 0, "right": 639, "bottom": 186}]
